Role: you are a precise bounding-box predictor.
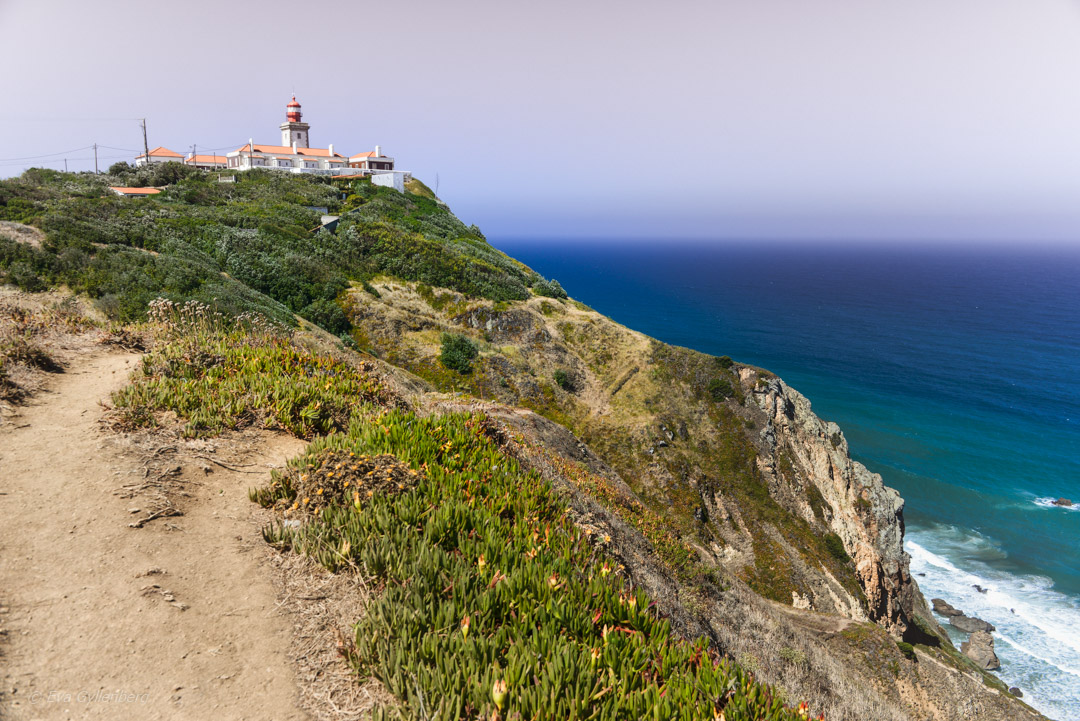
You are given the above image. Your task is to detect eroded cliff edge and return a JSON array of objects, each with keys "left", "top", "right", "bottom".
[{"left": 748, "top": 374, "right": 925, "bottom": 638}]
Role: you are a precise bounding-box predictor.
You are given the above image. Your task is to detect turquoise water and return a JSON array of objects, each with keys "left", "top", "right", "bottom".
[{"left": 496, "top": 238, "right": 1080, "bottom": 720}]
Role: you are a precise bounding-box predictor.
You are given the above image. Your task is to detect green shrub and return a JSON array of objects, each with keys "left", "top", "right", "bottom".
[
  {"left": 778, "top": 646, "right": 807, "bottom": 666},
  {"left": 553, "top": 369, "right": 572, "bottom": 391},
  {"left": 896, "top": 641, "right": 916, "bottom": 660},
  {"left": 439, "top": 332, "right": 478, "bottom": 374},
  {"left": 361, "top": 279, "right": 381, "bottom": 298},
  {"left": 708, "top": 377, "right": 734, "bottom": 401},
  {"left": 824, "top": 532, "right": 850, "bottom": 562},
  {"left": 715, "top": 355, "right": 734, "bottom": 369},
  {"left": 300, "top": 297, "right": 351, "bottom": 335},
  {"left": 533, "top": 278, "right": 567, "bottom": 299}
]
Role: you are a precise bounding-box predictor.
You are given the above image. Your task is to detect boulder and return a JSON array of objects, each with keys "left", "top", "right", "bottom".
[
  {"left": 951, "top": 615, "right": 995, "bottom": 633},
  {"left": 1009, "top": 687, "right": 1023, "bottom": 698},
  {"left": 961, "top": 630, "right": 1000, "bottom": 670},
  {"left": 931, "top": 598, "right": 964, "bottom": 617},
  {"left": 1053, "top": 497, "right": 1073, "bottom": 507}
]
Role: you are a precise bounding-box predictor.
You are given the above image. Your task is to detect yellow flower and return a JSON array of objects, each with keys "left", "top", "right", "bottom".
[{"left": 461, "top": 615, "right": 471, "bottom": 640}]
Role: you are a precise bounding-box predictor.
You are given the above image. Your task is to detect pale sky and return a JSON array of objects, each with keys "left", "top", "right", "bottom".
[{"left": 3, "top": 0, "right": 1080, "bottom": 242}]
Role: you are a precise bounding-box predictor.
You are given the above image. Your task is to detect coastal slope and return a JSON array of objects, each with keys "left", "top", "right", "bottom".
[{"left": 0, "top": 167, "right": 1046, "bottom": 720}]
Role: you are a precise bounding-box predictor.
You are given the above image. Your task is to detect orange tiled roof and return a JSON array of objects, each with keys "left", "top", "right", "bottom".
[
  {"left": 235, "top": 143, "right": 344, "bottom": 158},
  {"left": 136, "top": 146, "right": 183, "bottom": 159},
  {"left": 110, "top": 186, "right": 161, "bottom": 195},
  {"left": 349, "top": 151, "right": 375, "bottom": 160},
  {"left": 185, "top": 155, "right": 227, "bottom": 164}
]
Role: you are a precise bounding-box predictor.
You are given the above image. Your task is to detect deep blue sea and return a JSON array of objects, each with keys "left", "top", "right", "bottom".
[{"left": 496, "top": 238, "right": 1080, "bottom": 720}]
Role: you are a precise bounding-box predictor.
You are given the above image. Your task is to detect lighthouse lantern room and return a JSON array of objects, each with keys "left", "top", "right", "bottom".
[{"left": 280, "top": 96, "right": 310, "bottom": 148}]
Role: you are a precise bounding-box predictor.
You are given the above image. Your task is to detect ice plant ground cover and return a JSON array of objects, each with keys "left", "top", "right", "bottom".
[{"left": 115, "top": 304, "right": 821, "bottom": 721}]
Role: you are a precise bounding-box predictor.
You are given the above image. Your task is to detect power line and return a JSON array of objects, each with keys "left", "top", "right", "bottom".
[
  {"left": 0, "top": 145, "right": 94, "bottom": 162},
  {"left": 0, "top": 154, "right": 131, "bottom": 169}
]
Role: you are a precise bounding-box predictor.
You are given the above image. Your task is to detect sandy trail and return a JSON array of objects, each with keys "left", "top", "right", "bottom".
[{"left": 0, "top": 349, "right": 308, "bottom": 720}]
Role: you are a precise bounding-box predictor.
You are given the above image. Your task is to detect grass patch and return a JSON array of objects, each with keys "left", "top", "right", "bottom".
[
  {"left": 111, "top": 300, "right": 392, "bottom": 437},
  {"left": 824, "top": 533, "right": 850, "bottom": 563}
]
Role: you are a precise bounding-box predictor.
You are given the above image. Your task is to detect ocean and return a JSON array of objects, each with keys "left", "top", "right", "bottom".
[{"left": 495, "top": 238, "right": 1080, "bottom": 720}]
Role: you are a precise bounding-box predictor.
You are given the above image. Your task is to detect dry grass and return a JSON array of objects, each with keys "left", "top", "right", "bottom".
[
  {"left": 269, "top": 552, "right": 396, "bottom": 720},
  {"left": 707, "top": 582, "right": 911, "bottom": 721},
  {"left": 0, "top": 290, "right": 103, "bottom": 409}
]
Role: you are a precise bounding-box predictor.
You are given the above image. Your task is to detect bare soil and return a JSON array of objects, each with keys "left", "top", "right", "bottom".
[
  {"left": 0, "top": 348, "right": 312, "bottom": 720},
  {"left": 0, "top": 222, "right": 44, "bottom": 249}
]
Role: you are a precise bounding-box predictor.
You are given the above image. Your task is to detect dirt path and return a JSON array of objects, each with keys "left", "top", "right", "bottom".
[{"left": 0, "top": 350, "right": 309, "bottom": 720}]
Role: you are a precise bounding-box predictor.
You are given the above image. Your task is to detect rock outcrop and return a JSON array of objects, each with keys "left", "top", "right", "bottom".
[
  {"left": 932, "top": 598, "right": 964, "bottom": 617},
  {"left": 746, "top": 374, "right": 920, "bottom": 637},
  {"left": 962, "top": 630, "right": 1001, "bottom": 670},
  {"left": 951, "top": 615, "right": 995, "bottom": 633}
]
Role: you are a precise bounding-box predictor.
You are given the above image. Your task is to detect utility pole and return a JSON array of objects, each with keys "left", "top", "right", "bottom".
[
  {"left": 93, "top": 143, "right": 99, "bottom": 173},
  {"left": 64, "top": 158, "right": 68, "bottom": 172},
  {"left": 140, "top": 118, "right": 150, "bottom": 166}
]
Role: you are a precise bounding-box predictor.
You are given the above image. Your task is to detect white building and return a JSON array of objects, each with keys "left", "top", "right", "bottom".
[
  {"left": 184, "top": 154, "right": 228, "bottom": 170},
  {"left": 227, "top": 141, "right": 350, "bottom": 173},
  {"left": 134, "top": 147, "right": 183, "bottom": 166},
  {"left": 220, "top": 97, "right": 409, "bottom": 186}
]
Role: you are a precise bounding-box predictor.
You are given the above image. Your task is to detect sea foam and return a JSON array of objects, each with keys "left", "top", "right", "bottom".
[
  {"left": 1033, "top": 497, "right": 1080, "bottom": 512},
  {"left": 908, "top": 527, "right": 1080, "bottom": 721}
]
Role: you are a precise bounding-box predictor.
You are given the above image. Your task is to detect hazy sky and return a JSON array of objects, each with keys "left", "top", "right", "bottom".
[{"left": 3, "top": 0, "right": 1080, "bottom": 242}]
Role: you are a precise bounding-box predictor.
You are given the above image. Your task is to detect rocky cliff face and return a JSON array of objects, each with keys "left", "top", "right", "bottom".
[{"left": 746, "top": 374, "right": 920, "bottom": 637}]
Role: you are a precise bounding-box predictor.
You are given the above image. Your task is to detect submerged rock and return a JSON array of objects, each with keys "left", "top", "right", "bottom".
[
  {"left": 950, "top": 615, "right": 995, "bottom": 633},
  {"left": 961, "top": 630, "right": 1001, "bottom": 670},
  {"left": 1053, "top": 497, "right": 1073, "bottom": 507}
]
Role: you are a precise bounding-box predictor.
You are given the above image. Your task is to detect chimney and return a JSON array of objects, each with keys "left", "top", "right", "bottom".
[
  {"left": 375, "top": 145, "right": 381, "bottom": 157},
  {"left": 329, "top": 143, "right": 334, "bottom": 156},
  {"left": 249, "top": 137, "right": 253, "bottom": 150}
]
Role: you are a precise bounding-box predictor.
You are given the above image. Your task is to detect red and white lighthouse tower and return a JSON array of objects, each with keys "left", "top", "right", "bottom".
[{"left": 280, "top": 96, "right": 310, "bottom": 148}]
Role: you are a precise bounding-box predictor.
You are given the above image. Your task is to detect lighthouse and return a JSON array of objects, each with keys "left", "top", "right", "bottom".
[{"left": 280, "top": 96, "right": 310, "bottom": 148}]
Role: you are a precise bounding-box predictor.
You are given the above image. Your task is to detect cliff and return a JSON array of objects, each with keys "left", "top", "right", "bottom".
[{"left": 748, "top": 375, "right": 919, "bottom": 636}]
